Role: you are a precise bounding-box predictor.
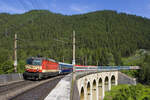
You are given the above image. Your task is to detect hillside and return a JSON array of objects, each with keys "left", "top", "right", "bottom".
[
  {"left": 104, "top": 84, "right": 150, "bottom": 100},
  {"left": 0, "top": 10, "right": 150, "bottom": 73}
]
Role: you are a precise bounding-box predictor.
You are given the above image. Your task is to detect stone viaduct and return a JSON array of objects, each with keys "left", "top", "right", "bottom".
[
  {"left": 44, "top": 67, "right": 138, "bottom": 100},
  {"left": 77, "top": 71, "right": 118, "bottom": 100}
]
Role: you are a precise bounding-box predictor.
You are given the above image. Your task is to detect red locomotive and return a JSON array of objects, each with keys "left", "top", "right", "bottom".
[{"left": 23, "top": 57, "right": 60, "bottom": 80}]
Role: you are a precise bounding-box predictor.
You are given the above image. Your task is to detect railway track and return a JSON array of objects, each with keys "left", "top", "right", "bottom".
[
  {"left": 0, "top": 80, "right": 34, "bottom": 95},
  {"left": 0, "top": 75, "right": 64, "bottom": 100}
]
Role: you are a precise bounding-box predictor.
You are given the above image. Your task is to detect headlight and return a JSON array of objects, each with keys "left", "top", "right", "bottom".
[{"left": 36, "top": 68, "right": 39, "bottom": 72}]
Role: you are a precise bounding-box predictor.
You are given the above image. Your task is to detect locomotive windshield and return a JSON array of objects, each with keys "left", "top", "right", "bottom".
[{"left": 27, "top": 58, "right": 42, "bottom": 65}]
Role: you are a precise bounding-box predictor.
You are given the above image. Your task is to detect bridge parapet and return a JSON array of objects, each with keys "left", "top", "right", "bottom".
[
  {"left": 44, "top": 73, "right": 80, "bottom": 100},
  {"left": 75, "top": 70, "right": 118, "bottom": 79}
]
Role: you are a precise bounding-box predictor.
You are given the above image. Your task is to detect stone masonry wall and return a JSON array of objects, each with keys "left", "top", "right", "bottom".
[
  {"left": 118, "top": 72, "right": 136, "bottom": 85},
  {"left": 0, "top": 73, "right": 23, "bottom": 85}
]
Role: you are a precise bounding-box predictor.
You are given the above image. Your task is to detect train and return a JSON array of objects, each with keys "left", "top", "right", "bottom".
[
  {"left": 23, "top": 57, "right": 139, "bottom": 80},
  {"left": 23, "top": 57, "right": 73, "bottom": 80},
  {"left": 75, "top": 65, "right": 139, "bottom": 71}
]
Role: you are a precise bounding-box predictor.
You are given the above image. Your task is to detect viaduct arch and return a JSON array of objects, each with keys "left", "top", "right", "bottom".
[{"left": 77, "top": 71, "right": 118, "bottom": 100}]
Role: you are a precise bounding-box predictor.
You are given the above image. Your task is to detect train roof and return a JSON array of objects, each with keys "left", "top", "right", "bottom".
[
  {"left": 58, "top": 62, "right": 73, "bottom": 67},
  {"left": 75, "top": 65, "right": 97, "bottom": 67},
  {"left": 27, "top": 57, "right": 57, "bottom": 62}
]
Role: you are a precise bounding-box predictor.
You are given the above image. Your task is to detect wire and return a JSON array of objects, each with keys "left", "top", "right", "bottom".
[{"left": 53, "top": 38, "right": 68, "bottom": 44}]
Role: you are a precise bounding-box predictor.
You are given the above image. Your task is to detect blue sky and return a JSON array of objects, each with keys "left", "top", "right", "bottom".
[{"left": 0, "top": 0, "right": 150, "bottom": 18}]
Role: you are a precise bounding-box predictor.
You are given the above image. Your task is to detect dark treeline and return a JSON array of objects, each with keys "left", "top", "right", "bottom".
[
  {"left": 0, "top": 10, "right": 150, "bottom": 74},
  {"left": 138, "top": 54, "right": 150, "bottom": 84}
]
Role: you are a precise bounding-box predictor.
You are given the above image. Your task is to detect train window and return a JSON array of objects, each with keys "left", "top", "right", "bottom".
[
  {"left": 32, "top": 59, "right": 42, "bottom": 65},
  {"left": 26, "top": 58, "right": 42, "bottom": 65},
  {"left": 27, "top": 58, "right": 33, "bottom": 65}
]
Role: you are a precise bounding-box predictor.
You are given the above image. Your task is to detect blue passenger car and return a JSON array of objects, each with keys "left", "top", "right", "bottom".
[{"left": 58, "top": 62, "right": 73, "bottom": 74}]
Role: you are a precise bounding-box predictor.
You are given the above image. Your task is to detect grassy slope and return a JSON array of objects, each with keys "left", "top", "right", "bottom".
[
  {"left": 104, "top": 84, "right": 150, "bottom": 100},
  {"left": 122, "top": 49, "right": 150, "bottom": 66},
  {"left": 121, "top": 49, "right": 150, "bottom": 77}
]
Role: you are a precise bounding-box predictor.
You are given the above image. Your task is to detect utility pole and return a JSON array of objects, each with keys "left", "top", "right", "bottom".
[
  {"left": 62, "top": 56, "right": 64, "bottom": 62},
  {"left": 71, "top": 30, "right": 76, "bottom": 100},
  {"left": 14, "top": 33, "right": 17, "bottom": 72},
  {"left": 72, "top": 30, "right": 75, "bottom": 72}
]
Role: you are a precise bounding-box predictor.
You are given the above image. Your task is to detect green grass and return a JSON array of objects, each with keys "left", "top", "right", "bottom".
[
  {"left": 121, "top": 70, "right": 138, "bottom": 78},
  {"left": 104, "top": 84, "right": 150, "bottom": 100},
  {"left": 121, "top": 49, "right": 148, "bottom": 66}
]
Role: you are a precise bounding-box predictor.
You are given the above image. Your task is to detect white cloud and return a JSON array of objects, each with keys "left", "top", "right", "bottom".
[{"left": 70, "top": 4, "right": 90, "bottom": 13}]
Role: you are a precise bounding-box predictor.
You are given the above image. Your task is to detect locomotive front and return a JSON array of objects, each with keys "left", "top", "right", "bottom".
[{"left": 23, "top": 57, "right": 43, "bottom": 80}]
